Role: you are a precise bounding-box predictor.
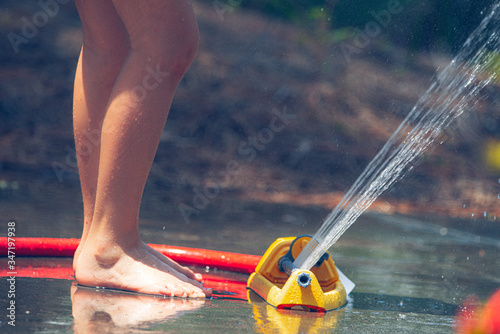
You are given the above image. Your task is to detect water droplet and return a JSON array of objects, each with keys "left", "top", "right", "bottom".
[
  {"left": 471, "top": 213, "right": 475, "bottom": 217},
  {"left": 439, "top": 227, "right": 448, "bottom": 236},
  {"left": 484, "top": 211, "right": 487, "bottom": 217},
  {"left": 497, "top": 194, "right": 500, "bottom": 199}
]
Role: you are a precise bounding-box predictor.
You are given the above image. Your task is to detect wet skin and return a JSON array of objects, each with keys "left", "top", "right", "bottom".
[{"left": 72, "top": 0, "right": 211, "bottom": 298}]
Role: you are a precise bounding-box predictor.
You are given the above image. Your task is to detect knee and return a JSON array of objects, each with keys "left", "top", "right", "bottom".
[
  {"left": 172, "top": 23, "right": 199, "bottom": 78},
  {"left": 79, "top": 30, "right": 130, "bottom": 85},
  {"left": 161, "top": 23, "right": 199, "bottom": 82},
  {"left": 81, "top": 31, "right": 130, "bottom": 65},
  {"left": 78, "top": 30, "right": 129, "bottom": 88},
  {"left": 76, "top": 0, "right": 130, "bottom": 64},
  {"left": 128, "top": 12, "right": 199, "bottom": 82}
]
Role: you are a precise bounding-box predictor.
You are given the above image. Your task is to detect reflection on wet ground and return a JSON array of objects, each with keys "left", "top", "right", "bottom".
[
  {"left": 71, "top": 283, "right": 207, "bottom": 334},
  {"left": 0, "top": 277, "right": 464, "bottom": 333}
]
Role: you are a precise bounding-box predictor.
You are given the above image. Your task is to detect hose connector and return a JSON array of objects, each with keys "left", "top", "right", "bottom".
[{"left": 278, "top": 235, "right": 329, "bottom": 275}]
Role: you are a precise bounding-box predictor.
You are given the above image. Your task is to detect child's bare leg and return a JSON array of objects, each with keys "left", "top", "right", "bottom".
[
  {"left": 72, "top": 0, "right": 129, "bottom": 270},
  {"left": 73, "top": 0, "right": 202, "bottom": 284},
  {"left": 73, "top": 0, "right": 210, "bottom": 297}
]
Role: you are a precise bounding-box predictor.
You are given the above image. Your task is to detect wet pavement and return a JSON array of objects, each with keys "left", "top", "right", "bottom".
[
  {"left": 0, "top": 276, "right": 461, "bottom": 333},
  {"left": 1, "top": 182, "right": 499, "bottom": 333}
]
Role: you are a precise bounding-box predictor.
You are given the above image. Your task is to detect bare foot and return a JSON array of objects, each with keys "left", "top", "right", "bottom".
[
  {"left": 142, "top": 242, "right": 203, "bottom": 282},
  {"left": 74, "top": 238, "right": 202, "bottom": 283},
  {"left": 74, "top": 239, "right": 212, "bottom": 298}
]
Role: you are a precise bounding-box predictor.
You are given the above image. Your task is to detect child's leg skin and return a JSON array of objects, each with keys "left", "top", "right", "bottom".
[
  {"left": 73, "top": 0, "right": 210, "bottom": 298},
  {"left": 72, "top": 0, "right": 129, "bottom": 271}
]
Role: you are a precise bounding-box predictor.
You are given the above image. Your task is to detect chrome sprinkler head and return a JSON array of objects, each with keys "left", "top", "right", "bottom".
[{"left": 296, "top": 272, "right": 312, "bottom": 288}]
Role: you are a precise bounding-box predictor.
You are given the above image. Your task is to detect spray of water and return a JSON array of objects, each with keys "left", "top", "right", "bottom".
[{"left": 294, "top": 2, "right": 500, "bottom": 270}]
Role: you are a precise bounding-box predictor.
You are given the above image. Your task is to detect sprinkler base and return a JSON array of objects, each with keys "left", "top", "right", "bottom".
[{"left": 247, "top": 236, "right": 347, "bottom": 312}]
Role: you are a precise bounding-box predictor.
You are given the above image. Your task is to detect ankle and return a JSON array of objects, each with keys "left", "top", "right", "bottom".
[
  {"left": 93, "top": 243, "right": 123, "bottom": 268},
  {"left": 78, "top": 237, "right": 125, "bottom": 269},
  {"left": 86, "top": 216, "right": 140, "bottom": 248}
]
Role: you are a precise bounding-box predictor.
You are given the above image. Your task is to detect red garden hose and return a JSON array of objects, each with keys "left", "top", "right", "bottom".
[{"left": 0, "top": 237, "right": 261, "bottom": 274}]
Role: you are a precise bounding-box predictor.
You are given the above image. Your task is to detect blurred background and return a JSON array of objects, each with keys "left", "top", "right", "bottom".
[
  {"left": 2, "top": 2, "right": 500, "bottom": 332},
  {"left": 0, "top": 0, "right": 499, "bottom": 244}
]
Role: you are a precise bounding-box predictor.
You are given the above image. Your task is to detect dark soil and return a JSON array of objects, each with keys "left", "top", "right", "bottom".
[{"left": 1, "top": 1, "right": 499, "bottom": 221}]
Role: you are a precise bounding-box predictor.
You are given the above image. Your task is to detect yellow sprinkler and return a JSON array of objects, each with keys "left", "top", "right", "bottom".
[{"left": 247, "top": 235, "right": 347, "bottom": 312}]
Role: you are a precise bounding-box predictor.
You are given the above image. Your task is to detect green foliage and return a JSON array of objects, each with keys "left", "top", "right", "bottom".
[
  {"left": 202, "top": 0, "right": 494, "bottom": 50},
  {"left": 245, "top": 0, "right": 332, "bottom": 21}
]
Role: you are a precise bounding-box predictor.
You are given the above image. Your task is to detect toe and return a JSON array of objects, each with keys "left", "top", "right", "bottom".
[{"left": 181, "top": 282, "right": 209, "bottom": 298}]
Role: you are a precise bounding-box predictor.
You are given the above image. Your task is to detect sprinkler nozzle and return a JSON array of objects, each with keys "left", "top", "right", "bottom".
[
  {"left": 278, "top": 235, "right": 329, "bottom": 276},
  {"left": 278, "top": 252, "right": 312, "bottom": 289},
  {"left": 296, "top": 272, "right": 312, "bottom": 288},
  {"left": 278, "top": 253, "right": 296, "bottom": 276}
]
